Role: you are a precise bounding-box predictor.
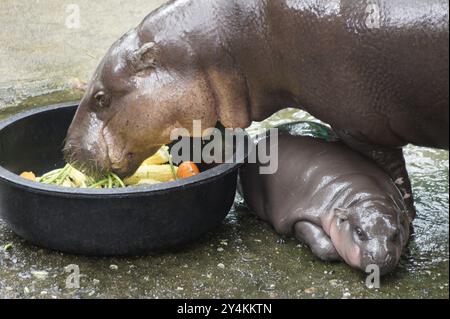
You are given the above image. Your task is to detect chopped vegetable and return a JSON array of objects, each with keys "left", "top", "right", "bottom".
[
  {"left": 22, "top": 146, "right": 201, "bottom": 188},
  {"left": 177, "top": 162, "right": 200, "bottom": 179},
  {"left": 38, "top": 164, "right": 100, "bottom": 188},
  {"left": 165, "top": 147, "right": 178, "bottom": 181},
  {"left": 124, "top": 165, "right": 178, "bottom": 186},
  {"left": 136, "top": 178, "right": 162, "bottom": 186},
  {"left": 142, "top": 146, "right": 171, "bottom": 165},
  {"left": 20, "top": 171, "right": 36, "bottom": 182},
  {"left": 87, "top": 173, "right": 125, "bottom": 189}
]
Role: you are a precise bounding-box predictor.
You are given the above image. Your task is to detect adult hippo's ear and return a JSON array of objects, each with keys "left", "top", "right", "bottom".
[
  {"left": 334, "top": 208, "right": 350, "bottom": 222},
  {"left": 129, "top": 42, "right": 157, "bottom": 73}
]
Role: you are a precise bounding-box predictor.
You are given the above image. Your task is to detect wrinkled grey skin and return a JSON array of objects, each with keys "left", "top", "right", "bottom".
[
  {"left": 64, "top": 0, "right": 449, "bottom": 218},
  {"left": 240, "top": 134, "right": 411, "bottom": 275}
]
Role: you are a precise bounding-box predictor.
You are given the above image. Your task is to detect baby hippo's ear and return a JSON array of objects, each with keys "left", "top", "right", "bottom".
[
  {"left": 130, "top": 42, "right": 157, "bottom": 72},
  {"left": 334, "top": 208, "right": 350, "bottom": 221}
]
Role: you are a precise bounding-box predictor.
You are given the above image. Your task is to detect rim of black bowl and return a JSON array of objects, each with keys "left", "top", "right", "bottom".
[{"left": 0, "top": 102, "right": 248, "bottom": 198}]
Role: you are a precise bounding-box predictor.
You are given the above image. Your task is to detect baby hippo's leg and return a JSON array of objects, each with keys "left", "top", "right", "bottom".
[{"left": 295, "top": 222, "right": 341, "bottom": 262}]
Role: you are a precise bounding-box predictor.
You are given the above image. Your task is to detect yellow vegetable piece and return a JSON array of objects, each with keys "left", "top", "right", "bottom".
[
  {"left": 69, "top": 166, "right": 91, "bottom": 188},
  {"left": 20, "top": 171, "right": 36, "bottom": 181},
  {"left": 34, "top": 146, "right": 175, "bottom": 188},
  {"left": 136, "top": 179, "right": 162, "bottom": 186},
  {"left": 142, "top": 146, "right": 171, "bottom": 166},
  {"left": 124, "top": 165, "right": 178, "bottom": 186}
]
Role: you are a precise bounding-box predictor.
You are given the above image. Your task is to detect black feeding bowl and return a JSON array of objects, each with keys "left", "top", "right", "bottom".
[{"left": 0, "top": 102, "right": 248, "bottom": 256}]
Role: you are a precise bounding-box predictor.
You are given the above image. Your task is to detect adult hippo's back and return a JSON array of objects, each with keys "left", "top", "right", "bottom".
[{"left": 64, "top": 0, "right": 449, "bottom": 219}]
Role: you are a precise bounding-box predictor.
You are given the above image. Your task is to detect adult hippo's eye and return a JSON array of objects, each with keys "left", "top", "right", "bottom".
[{"left": 94, "top": 91, "right": 111, "bottom": 108}]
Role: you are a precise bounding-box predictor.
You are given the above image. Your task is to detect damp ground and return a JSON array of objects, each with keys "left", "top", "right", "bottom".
[{"left": 1, "top": 108, "right": 448, "bottom": 299}]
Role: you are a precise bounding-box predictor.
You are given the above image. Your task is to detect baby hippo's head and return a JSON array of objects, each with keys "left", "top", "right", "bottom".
[{"left": 329, "top": 199, "right": 410, "bottom": 276}]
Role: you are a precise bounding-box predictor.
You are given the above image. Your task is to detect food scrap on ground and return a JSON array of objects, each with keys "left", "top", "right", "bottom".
[{"left": 3, "top": 243, "right": 13, "bottom": 252}]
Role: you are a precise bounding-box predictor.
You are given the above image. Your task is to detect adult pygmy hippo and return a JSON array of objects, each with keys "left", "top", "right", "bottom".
[
  {"left": 64, "top": 0, "right": 449, "bottom": 220},
  {"left": 239, "top": 132, "right": 411, "bottom": 275}
]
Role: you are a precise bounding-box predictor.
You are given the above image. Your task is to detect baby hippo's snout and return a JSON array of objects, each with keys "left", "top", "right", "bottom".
[
  {"left": 359, "top": 226, "right": 405, "bottom": 276},
  {"left": 362, "top": 247, "right": 398, "bottom": 276}
]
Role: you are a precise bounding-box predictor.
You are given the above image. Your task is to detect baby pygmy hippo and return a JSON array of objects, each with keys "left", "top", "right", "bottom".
[{"left": 240, "top": 131, "right": 411, "bottom": 275}]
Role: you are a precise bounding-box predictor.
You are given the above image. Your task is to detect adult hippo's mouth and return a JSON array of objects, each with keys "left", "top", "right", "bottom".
[
  {"left": 63, "top": 113, "right": 112, "bottom": 178},
  {"left": 63, "top": 108, "right": 164, "bottom": 179},
  {"left": 108, "top": 145, "right": 163, "bottom": 178}
]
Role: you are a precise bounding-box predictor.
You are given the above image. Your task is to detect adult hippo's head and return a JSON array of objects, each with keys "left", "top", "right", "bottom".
[
  {"left": 329, "top": 199, "right": 410, "bottom": 276},
  {"left": 64, "top": 0, "right": 253, "bottom": 178},
  {"left": 64, "top": 27, "right": 219, "bottom": 177}
]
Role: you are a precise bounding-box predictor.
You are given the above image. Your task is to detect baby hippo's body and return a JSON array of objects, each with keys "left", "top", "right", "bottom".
[{"left": 240, "top": 132, "right": 411, "bottom": 275}]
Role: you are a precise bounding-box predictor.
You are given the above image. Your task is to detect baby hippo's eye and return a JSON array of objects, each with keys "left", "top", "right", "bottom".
[
  {"left": 355, "top": 227, "right": 367, "bottom": 241},
  {"left": 94, "top": 91, "right": 111, "bottom": 108}
]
